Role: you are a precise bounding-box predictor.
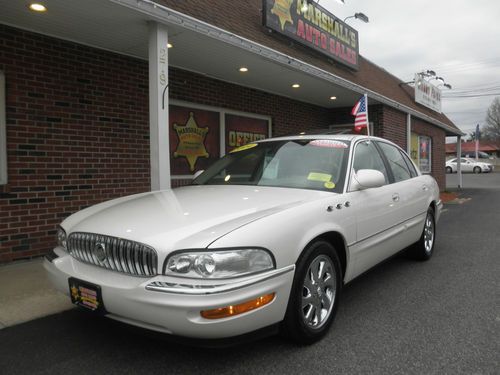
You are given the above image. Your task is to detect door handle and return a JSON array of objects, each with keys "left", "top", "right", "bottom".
[{"left": 392, "top": 193, "right": 400, "bottom": 202}]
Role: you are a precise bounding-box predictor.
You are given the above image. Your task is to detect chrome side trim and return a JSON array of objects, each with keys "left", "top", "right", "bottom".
[
  {"left": 145, "top": 265, "right": 295, "bottom": 295},
  {"left": 347, "top": 211, "right": 427, "bottom": 247}
]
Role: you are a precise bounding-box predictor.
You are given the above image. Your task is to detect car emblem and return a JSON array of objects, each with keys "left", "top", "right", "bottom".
[{"left": 94, "top": 242, "right": 107, "bottom": 262}]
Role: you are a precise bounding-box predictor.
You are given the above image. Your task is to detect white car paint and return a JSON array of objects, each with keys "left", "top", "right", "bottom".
[{"left": 45, "top": 135, "right": 441, "bottom": 340}]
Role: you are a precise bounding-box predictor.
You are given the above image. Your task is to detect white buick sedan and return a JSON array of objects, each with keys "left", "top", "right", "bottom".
[
  {"left": 45, "top": 135, "right": 442, "bottom": 344},
  {"left": 445, "top": 157, "right": 493, "bottom": 174}
]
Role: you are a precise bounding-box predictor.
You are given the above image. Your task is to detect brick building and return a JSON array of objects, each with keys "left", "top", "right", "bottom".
[{"left": 0, "top": 0, "right": 461, "bottom": 263}]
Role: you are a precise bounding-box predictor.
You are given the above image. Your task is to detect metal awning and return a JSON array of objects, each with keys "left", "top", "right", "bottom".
[
  {"left": 0, "top": 0, "right": 464, "bottom": 135},
  {"left": 1, "top": 0, "right": 363, "bottom": 108}
]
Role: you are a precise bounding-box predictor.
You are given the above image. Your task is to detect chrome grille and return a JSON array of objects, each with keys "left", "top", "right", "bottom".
[{"left": 67, "top": 232, "right": 158, "bottom": 277}]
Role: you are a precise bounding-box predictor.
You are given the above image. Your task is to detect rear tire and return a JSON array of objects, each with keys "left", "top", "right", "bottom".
[
  {"left": 281, "top": 241, "right": 342, "bottom": 345},
  {"left": 411, "top": 207, "right": 435, "bottom": 261}
]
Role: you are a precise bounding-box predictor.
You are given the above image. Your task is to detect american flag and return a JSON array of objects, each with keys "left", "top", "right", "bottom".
[{"left": 351, "top": 94, "right": 368, "bottom": 132}]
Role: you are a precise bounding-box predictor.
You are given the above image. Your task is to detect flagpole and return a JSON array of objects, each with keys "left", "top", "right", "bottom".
[
  {"left": 364, "top": 94, "right": 370, "bottom": 140},
  {"left": 475, "top": 124, "right": 479, "bottom": 160}
]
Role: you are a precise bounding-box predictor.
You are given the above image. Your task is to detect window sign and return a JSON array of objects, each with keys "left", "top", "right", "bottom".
[
  {"left": 169, "top": 105, "right": 220, "bottom": 176},
  {"left": 419, "top": 136, "right": 432, "bottom": 173},
  {"left": 169, "top": 102, "right": 271, "bottom": 179},
  {"left": 410, "top": 133, "right": 431, "bottom": 173},
  {"left": 225, "top": 114, "right": 269, "bottom": 154}
]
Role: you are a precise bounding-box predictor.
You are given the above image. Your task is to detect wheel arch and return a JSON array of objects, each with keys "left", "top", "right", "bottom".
[{"left": 302, "top": 231, "right": 348, "bottom": 280}]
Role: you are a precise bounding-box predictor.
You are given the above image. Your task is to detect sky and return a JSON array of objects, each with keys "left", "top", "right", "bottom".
[{"left": 321, "top": 0, "right": 500, "bottom": 140}]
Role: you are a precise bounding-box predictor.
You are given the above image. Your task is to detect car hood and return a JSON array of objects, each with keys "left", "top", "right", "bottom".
[{"left": 62, "top": 185, "right": 332, "bottom": 252}]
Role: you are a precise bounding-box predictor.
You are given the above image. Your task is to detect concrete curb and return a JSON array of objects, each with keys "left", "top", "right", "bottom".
[{"left": 0, "top": 258, "right": 73, "bottom": 329}]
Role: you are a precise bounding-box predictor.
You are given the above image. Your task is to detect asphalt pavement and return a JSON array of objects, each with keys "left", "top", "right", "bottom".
[{"left": 0, "top": 187, "right": 499, "bottom": 374}]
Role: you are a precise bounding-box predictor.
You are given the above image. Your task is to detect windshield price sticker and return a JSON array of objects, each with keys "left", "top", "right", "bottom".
[
  {"left": 307, "top": 172, "right": 332, "bottom": 182},
  {"left": 230, "top": 143, "right": 258, "bottom": 153}
]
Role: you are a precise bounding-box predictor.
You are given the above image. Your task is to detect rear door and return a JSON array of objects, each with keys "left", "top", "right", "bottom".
[{"left": 376, "top": 141, "right": 428, "bottom": 246}]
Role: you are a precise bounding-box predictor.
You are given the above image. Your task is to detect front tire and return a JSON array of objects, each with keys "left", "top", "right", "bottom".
[
  {"left": 473, "top": 166, "right": 481, "bottom": 174},
  {"left": 281, "top": 241, "right": 342, "bottom": 344},
  {"left": 411, "top": 208, "right": 435, "bottom": 261},
  {"left": 446, "top": 166, "right": 452, "bottom": 174}
]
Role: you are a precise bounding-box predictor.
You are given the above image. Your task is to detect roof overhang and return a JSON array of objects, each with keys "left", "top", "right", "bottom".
[{"left": 1, "top": 0, "right": 462, "bottom": 136}]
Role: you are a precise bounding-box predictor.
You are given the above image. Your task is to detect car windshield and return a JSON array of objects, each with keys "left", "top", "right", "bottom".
[{"left": 192, "top": 139, "right": 350, "bottom": 193}]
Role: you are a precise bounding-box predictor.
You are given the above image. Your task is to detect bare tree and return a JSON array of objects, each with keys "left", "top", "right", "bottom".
[
  {"left": 468, "top": 130, "right": 480, "bottom": 141},
  {"left": 483, "top": 97, "right": 500, "bottom": 141}
]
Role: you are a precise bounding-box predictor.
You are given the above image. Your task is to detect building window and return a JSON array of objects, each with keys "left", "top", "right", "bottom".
[
  {"left": 410, "top": 133, "right": 432, "bottom": 173},
  {"left": 169, "top": 101, "right": 271, "bottom": 179},
  {"left": 0, "top": 72, "right": 7, "bottom": 185}
]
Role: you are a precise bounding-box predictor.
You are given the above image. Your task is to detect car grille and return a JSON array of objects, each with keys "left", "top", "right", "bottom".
[{"left": 67, "top": 232, "right": 158, "bottom": 277}]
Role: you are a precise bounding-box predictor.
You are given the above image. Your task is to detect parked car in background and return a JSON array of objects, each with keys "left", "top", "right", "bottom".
[
  {"left": 446, "top": 157, "right": 494, "bottom": 174},
  {"left": 461, "top": 151, "right": 493, "bottom": 159},
  {"left": 45, "top": 135, "right": 442, "bottom": 344}
]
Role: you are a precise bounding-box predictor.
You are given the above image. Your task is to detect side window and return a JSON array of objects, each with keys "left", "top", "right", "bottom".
[
  {"left": 352, "top": 141, "right": 388, "bottom": 184},
  {"left": 378, "top": 142, "right": 412, "bottom": 183},
  {"left": 399, "top": 150, "right": 418, "bottom": 178}
]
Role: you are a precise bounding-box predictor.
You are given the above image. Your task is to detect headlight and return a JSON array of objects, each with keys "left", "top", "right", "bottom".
[
  {"left": 165, "top": 248, "right": 274, "bottom": 279},
  {"left": 56, "top": 227, "right": 67, "bottom": 250}
]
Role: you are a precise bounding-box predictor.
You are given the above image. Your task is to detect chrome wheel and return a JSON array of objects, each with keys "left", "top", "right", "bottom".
[
  {"left": 301, "top": 255, "right": 336, "bottom": 329},
  {"left": 424, "top": 213, "right": 434, "bottom": 253}
]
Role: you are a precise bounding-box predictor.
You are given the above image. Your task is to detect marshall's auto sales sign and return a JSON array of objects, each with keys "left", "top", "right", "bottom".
[{"left": 263, "top": 0, "right": 359, "bottom": 70}]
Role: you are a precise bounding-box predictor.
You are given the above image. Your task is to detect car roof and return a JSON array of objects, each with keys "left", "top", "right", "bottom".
[{"left": 258, "top": 134, "right": 389, "bottom": 144}]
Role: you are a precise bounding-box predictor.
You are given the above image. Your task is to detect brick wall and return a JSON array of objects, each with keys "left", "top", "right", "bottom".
[
  {"left": 0, "top": 25, "right": 333, "bottom": 262},
  {"left": 377, "top": 106, "right": 407, "bottom": 149},
  {"left": 0, "top": 25, "right": 151, "bottom": 262},
  {"left": 412, "top": 117, "right": 446, "bottom": 191},
  {"left": 168, "top": 67, "right": 332, "bottom": 136}
]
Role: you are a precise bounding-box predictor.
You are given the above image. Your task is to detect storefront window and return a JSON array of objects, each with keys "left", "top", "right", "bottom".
[
  {"left": 169, "top": 102, "right": 271, "bottom": 179},
  {"left": 410, "top": 133, "right": 432, "bottom": 173}
]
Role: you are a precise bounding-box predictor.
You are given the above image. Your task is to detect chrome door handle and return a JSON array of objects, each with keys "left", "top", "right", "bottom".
[{"left": 392, "top": 193, "right": 400, "bottom": 202}]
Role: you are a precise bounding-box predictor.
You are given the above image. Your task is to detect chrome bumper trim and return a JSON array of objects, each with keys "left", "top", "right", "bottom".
[{"left": 145, "top": 265, "right": 295, "bottom": 295}]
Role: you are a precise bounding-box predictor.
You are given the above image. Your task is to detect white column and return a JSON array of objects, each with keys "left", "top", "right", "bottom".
[
  {"left": 457, "top": 136, "right": 462, "bottom": 189},
  {"left": 0, "top": 72, "right": 7, "bottom": 185},
  {"left": 148, "top": 22, "right": 170, "bottom": 190},
  {"left": 406, "top": 113, "right": 411, "bottom": 154}
]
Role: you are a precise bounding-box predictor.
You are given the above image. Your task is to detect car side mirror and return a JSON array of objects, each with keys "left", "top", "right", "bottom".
[
  {"left": 193, "top": 170, "right": 204, "bottom": 179},
  {"left": 352, "top": 169, "right": 385, "bottom": 191}
]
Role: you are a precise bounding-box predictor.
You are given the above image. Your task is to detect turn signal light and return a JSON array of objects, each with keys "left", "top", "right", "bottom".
[{"left": 200, "top": 293, "right": 275, "bottom": 320}]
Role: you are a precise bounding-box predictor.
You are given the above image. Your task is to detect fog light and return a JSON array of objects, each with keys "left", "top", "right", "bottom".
[{"left": 200, "top": 293, "right": 275, "bottom": 319}]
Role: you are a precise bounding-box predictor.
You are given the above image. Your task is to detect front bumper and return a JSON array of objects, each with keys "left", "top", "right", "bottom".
[{"left": 44, "top": 248, "right": 294, "bottom": 339}]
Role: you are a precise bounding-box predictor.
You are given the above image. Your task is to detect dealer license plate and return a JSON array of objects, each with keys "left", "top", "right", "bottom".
[{"left": 68, "top": 277, "right": 106, "bottom": 314}]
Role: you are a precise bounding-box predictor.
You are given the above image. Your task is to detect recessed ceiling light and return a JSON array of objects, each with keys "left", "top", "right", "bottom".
[
  {"left": 29, "top": 3, "right": 47, "bottom": 12},
  {"left": 239, "top": 67, "right": 249, "bottom": 72},
  {"left": 167, "top": 43, "right": 173, "bottom": 48},
  {"left": 292, "top": 83, "right": 300, "bottom": 88},
  {"left": 330, "top": 96, "right": 337, "bottom": 100}
]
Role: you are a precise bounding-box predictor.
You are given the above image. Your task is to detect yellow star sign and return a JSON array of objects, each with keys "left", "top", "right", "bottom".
[
  {"left": 70, "top": 285, "right": 79, "bottom": 301},
  {"left": 271, "top": 0, "right": 294, "bottom": 30},
  {"left": 173, "top": 112, "right": 209, "bottom": 171}
]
